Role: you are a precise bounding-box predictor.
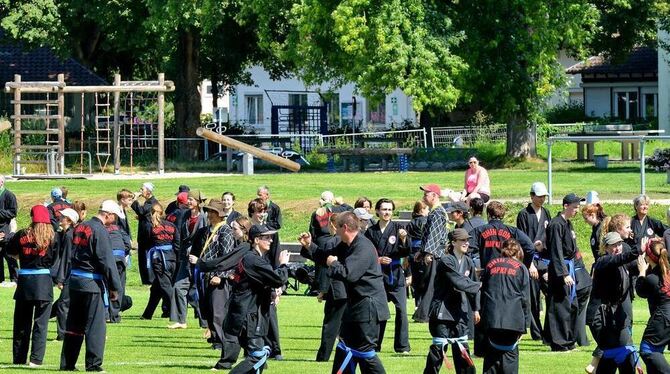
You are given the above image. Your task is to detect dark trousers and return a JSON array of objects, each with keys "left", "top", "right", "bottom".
[
  {"left": 187, "top": 280, "right": 207, "bottom": 328},
  {"left": 60, "top": 290, "right": 106, "bottom": 371},
  {"left": 528, "top": 267, "right": 544, "bottom": 340},
  {"left": 409, "top": 255, "right": 427, "bottom": 308},
  {"left": 424, "top": 320, "right": 474, "bottom": 374},
  {"left": 264, "top": 303, "right": 282, "bottom": 356},
  {"left": 641, "top": 351, "right": 670, "bottom": 374},
  {"left": 316, "top": 296, "right": 347, "bottom": 361},
  {"left": 13, "top": 299, "right": 51, "bottom": 365},
  {"left": 212, "top": 282, "right": 241, "bottom": 368},
  {"left": 544, "top": 283, "right": 577, "bottom": 350},
  {"left": 108, "top": 261, "right": 126, "bottom": 323},
  {"left": 483, "top": 329, "right": 520, "bottom": 374},
  {"left": 378, "top": 284, "right": 410, "bottom": 352},
  {"left": 574, "top": 285, "right": 592, "bottom": 347},
  {"left": 137, "top": 241, "right": 152, "bottom": 285},
  {"left": 0, "top": 250, "right": 18, "bottom": 282},
  {"left": 142, "top": 257, "right": 175, "bottom": 320},
  {"left": 331, "top": 318, "right": 386, "bottom": 374},
  {"left": 230, "top": 333, "right": 267, "bottom": 374},
  {"left": 54, "top": 283, "right": 70, "bottom": 339},
  {"left": 596, "top": 353, "right": 637, "bottom": 374},
  {"left": 171, "top": 275, "right": 190, "bottom": 324},
  {"left": 413, "top": 260, "right": 437, "bottom": 323}
]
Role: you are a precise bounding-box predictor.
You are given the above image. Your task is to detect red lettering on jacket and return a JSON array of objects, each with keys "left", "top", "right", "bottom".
[
  {"left": 19, "top": 234, "right": 47, "bottom": 257},
  {"left": 72, "top": 224, "right": 93, "bottom": 248}
]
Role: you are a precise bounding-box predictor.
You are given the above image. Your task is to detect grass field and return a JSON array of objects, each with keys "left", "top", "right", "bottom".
[{"left": 1, "top": 170, "right": 670, "bottom": 372}]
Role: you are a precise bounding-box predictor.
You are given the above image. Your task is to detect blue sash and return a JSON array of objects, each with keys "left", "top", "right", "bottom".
[
  {"left": 564, "top": 259, "right": 576, "bottom": 303},
  {"left": 433, "top": 336, "right": 473, "bottom": 367},
  {"left": 533, "top": 254, "right": 550, "bottom": 266},
  {"left": 489, "top": 339, "right": 519, "bottom": 352},
  {"left": 193, "top": 267, "right": 205, "bottom": 302},
  {"left": 336, "top": 340, "right": 377, "bottom": 374},
  {"left": 18, "top": 268, "right": 51, "bottom": 276},
  {"left": 411, "top": 239, "right": 422, "bottom": 249},
  {"left": 112, "top": 249, "right": 126, "bottom": 257},
  {"left": 251, "top": 346, "right": 271, "bottom": 374},
  {"left": 147, "top": 244, "right": 172, "bottom": 270},
  {"left": 385, "top": 259, "right": 402, "bottom": 286},
  {"left": 640, "top": 340, "right": 665, "bottom": 354},
  {"left": 601, "top": 345, "right": 640, "bottom": 367},
  {"left": 70, "top": 269, "right": 109, "bottom": 307}
]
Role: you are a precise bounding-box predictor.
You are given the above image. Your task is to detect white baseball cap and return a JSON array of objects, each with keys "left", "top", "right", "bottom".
[
  {"left": 60, "top": 208, "right": 79, "bottom": 224},
  {"left": 100, "top": 200, "right": 123, "bottom": 217},
  {"left": 586, "top": 191, "right": 599, "bottom": 205},
  {"left": 142, "top": 182, "right": 155, "bottom": 193},
  {"left": 530, "top": 182, "right": 548, "bottom": 197},
  {"left": 353, "top": 207, "right": 373, "bottom": 220}
]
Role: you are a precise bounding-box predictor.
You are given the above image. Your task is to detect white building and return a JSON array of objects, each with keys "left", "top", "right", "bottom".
[
  {"left": 227, "top": 66, "right": 417, "bottom": 135},
  {"left": 200, "top": 79, "right": 230, "bottom": 121},
  {"left": 547, "top": 51, "right": 584, "bottom": 107}
]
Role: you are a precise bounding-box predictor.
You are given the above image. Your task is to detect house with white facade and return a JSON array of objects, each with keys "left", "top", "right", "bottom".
[
  {"left": 200, "top": 79, "right": 230, "bottom": 122},
  {"left": 227, "top": 66, "right": 417, "bottom": 136}
]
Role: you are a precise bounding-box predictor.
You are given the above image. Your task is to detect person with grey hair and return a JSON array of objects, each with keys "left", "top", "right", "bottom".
[
  {"left": 131, "top": 182, "right": 158, "bottom": 285},
  {"left": 631, "top": 194, "right": 667, "bottom": 249},
  {"left": 0, "top": 175, "right": 18, "bottom": 286}
]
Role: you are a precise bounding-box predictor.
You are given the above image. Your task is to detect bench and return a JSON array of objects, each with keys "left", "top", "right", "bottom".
[
  {"left": 568, "top": 124, "right": 665, "bottom": 161},
  {"left": 317, "top": 147, "right": 413, "bottom": 172},
  {"left": 280, "top": 242, "right": 307, "bottom": 263}
]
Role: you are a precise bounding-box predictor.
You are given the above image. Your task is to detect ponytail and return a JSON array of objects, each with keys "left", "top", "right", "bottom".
[
  {"left": 655, "top": 245, "right": 670, "bottom": 287},
  {"left": 598, "top": 216, "right": 612, "bottom": 256},
  {"left": 28, "top": 222, "right": 55, "bottom": 252},
  {"left": 501, "top": 239, "right": 523, "bottom": 262},
  {"left": 151, "top": 203, "right": 164, "bottom": 228}
]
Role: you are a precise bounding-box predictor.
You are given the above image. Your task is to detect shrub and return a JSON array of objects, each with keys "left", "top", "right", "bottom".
[{"left": 646, "top": 148, "right": 670, "bottom": 171}]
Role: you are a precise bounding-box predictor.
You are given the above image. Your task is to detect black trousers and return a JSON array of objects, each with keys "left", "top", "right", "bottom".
[
  {"left": 378, "top": 284, "right": 410, "bottom": 352},
  {"left": 528, "top": 263, "right": 546, "bottom": 340},
  {"left": 108, "top": 260, "right": 126, "bottom": 323},
  {"left": 574, "top": 285, "right": 592, "bottom": 347},
  {"left": 54, "top": 283, "right": 70, "bottom": 339},
  {"left": 142, "top": 256, "right": 175, "bottom": 320},
  {"left": 424, "top": 320, "right": 474, "bottom": 374},
  {"left": 331, "top": 318, "right": 386, "bottom": 374},
  {"left": 413, "top": 260, "right": 437, "bottom": 323},
  {"left": 230, "top": 333, "right": 267, "bottom": 374},
  {"left": 264, "top": 303, "right": 282, "bottom": 356},
  {"left": 641, "top": 351, "right": 670, "bottom": 374},
  {"left": 213, "top": 282, "right": 242, "bottom": 368},
  {"left": 409, "top": 255, "right": 427, "bottom": 308},
  {"left": 544, "top": 283, "right": 577, "bottom": 350},
  {"left": 640, "top": 308, "right": 670, "bottom": 374},
  {"left": 137, "top": 240, "right": 152, "bottom": 285},
  {"left": 0, "top": 249, "right": 18, "bottom": 282},
  {"left": 316, "top": 296, "right": 347, "bottom": 362},
  {"left": 60, "top": 290, "right": 107, "bottom": 371},
  {"left": 13, "top": 299, "right": 51, "bottom": 365},
  {"left": 596, "top": 354, "right": 637, "bottom": 374},
  {"left": 187, "top": 279, "right": 208, "bottom": 328},
  {"left": 483, "top": 329, "right": 520, "bottom": 374}
]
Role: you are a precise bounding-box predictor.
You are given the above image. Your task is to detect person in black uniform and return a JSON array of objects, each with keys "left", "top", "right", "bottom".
[
  {"left": 223, "top": 224, "right": 289, "bottom": 374},
  {"left": 141, "top": 203, "right": 180, "bottom": 322},
  {"left": 131, "top": 182, "right": 158, "bottom": 285},
  {"left": 480, "top": 239, "right": 530, "bottom": 374},
  {"left": 47, "top": 187, "right": 72, "bottom": 231},
  {"left": 299, "top": 213, "right": 345, "bottom": 362},
  {"left": 515, "top": 182, "right": 551, "bottom": 341},
  {"left": 165, "top": 184, "right": 190, "bottom": 216},
  {"left": 222, "top": 191, "right": 242, "bottom": 225},
  {"left": 6, "top": 205, "right": 59, "bottom": 367},
  {"left": 407, "top": 201, "right": 429, "bottom": 308},
  {"left": 116, "top": 189, "right": 134, "bottom": 238},
  {"left": 0, "top": 175, "right": 19, "bottom": 284},
  {"left": 414, "top": 184, "right": 448, "bottom": 323},
  {"left": 60, "top": 200, "right": 122, "bottom": 372},
  {"left": 424, "top": 228, "right": 480, "bottom": 374},
  {"left": 52, "top": 208, "right": 79, "bottom": 341},
  {"left": 545, "top": 193, "right": 584, "bottom": 352},
  {"left": 589, "top": 232, "right": 641, "bottom": 374},
  {"left": 327, "top": 211, "right": 390, "bottom": 374},
  {"left": 466, "top": 198, "right": 487, "bottom": 230},
  {"left": 636, "top": 240, "right": 670, "bottom": 373},
  {"left": 445, "top": 201, "right": 474, "bottom": 232},
  {"left": 365, "top": 198, "right": 411, "bottom": 354},
  {"left": 631, "top": 194, "right": 667, "bottom": 247},
  {"left": 106, "top": 218, "right": 131, "bottom": 323}
]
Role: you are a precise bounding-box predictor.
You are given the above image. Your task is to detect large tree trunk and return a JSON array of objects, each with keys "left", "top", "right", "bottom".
[
  {"left": 506, "top": 114, "right": 536, "bottom": 157},
  {"left": 173, "top": 27, "right": 202, "bottom": 158}
]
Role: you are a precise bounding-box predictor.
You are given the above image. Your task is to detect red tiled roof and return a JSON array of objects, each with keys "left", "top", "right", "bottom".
[{"left": 566, "top": 47, "right": 657, "bottom": 75}]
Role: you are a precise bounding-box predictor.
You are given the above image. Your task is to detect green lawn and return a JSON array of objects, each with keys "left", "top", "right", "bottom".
[{"left": 1, "top": 171, "right": 669, "bottom": 372}]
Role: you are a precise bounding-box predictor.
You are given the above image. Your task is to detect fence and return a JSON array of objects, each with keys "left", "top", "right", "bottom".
[
  {"left": 430, "top": 125, "right": 507, "bottom": 148},
  {"left": 321, "top": 128, "right": 427, "bottom": 148}
]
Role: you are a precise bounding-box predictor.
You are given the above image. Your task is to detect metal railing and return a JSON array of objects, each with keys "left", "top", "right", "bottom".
[
  {"left": 430, "top": 125, "right": 507, "bottom": 148},
  {"left": 13, "top": 150, "right": 92, "bottom": 176},
  {"left": 321, "top": 128, "right": 427, "bottom": 148}
]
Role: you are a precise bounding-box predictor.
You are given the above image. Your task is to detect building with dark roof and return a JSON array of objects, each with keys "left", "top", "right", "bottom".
[{"left": 567, "top": 47, "right": 658, "bottom": 121}]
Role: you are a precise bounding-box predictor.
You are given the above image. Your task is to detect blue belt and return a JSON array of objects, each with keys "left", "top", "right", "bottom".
[
  {"left": 336, "top": 340, "right": 377, "bottom": 374},
  {"left": 411, "top": 239, "right": 422, "bottom": 249},
  {"left": 193, "top": 267, "right": 205, "bottom": 302},
  {"left": 147, "top": 245, "right": 172, "bottom": 270},
  {"left": 640, "top": 340, "right": 665, "bottom": 354},
  {"left": 251, "top": 346, "right": 271, "bottom": 374},
  {"left": 433, "top": 336, "right": 473, "bottom": 367},
  {"left": 564, "top": 259, "right": 576, "bottom": 303},
  {"left": 489, "top": 339, "right": 519, "bottom": 352},
  {"left": 601, "top": 345, "right": 641, "bottom": 368},
  {"left": 70, "top": 269, "right": 109, "bottom": 307},
  {"left": 18, "top": 268, "right": 51, "bottom": 276},
  {"left": 112, "top": 249, "right": 126, "bottom": 257},
  {"left": 533, "top": 254, "right": 550, "bottom": 266},
  {"left": 384, "top": 259, "right": 402, "bottom": 286}
]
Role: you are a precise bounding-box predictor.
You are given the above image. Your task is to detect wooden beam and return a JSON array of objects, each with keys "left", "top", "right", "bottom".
[
  {"left": 5, "top": 83, "right": 176, "bottom": 94},
  {"left": 196, "top": 127, "right": 301, "bottom": 172},
  {"left": 158, "top": 73, "right": 165, "bottom": 175}
]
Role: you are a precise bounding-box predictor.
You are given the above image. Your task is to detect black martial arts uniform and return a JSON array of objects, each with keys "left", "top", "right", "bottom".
[
  {"left": 307, "top": 235, "right": 346, "bottom": 362},
  {"left": 636, "top": 265, "right": 670, "bottom": 373},
  {"left": 589, "top": 221, "right": 604, "bottom": 264},
  {"left": 107, "top": 223, "right": 131, "bottom": 323},
  {"left": 516, "top": 204, "right": 551, "bottom": 341},
  {"left": 172, "top": 209, "right": 207, "bottom": 325},
  {"left": 425, "top": 253, "right": 479, "bottom": 374},
  {"left": 0, "top": 186, "right": 18, "bottom": 282},
  {"left": 544, "top": 214, "right": 581, "bottom": 351},
  {"left": 632, "top": 215, "right": 667, "bottom": 246},
  {"left": 131, "top": 195, "right": 158, "bottom": 285},
  {"left": 573, "top": 250, "right": 593, "bottom": 347},
  {"left": 7, "top": 229, "right": 58, "bottom": 365},
  {"left": 365, "top": 220, "right": 411, "bottom": 353},
  {"left": 589, "top": 246, "right": 640, "bottom": 373},
  {"left": 53, "top": 225, "right": 74, "bottom": 340},
  {"left": 407, "top": 215, "right": 427, "bottom": 308},
  {"left": 481, "top": 257, "right": 530, "bottom": 374},
  {"left": 262, "top": 201, "right": 284, "bottom": 358},
  {"left": 328, "top": 234, "right": 390, "bottom": 374},
  {"left": 414, "top": 205, "right": 449, "bottom": 323},
  {"left": 142, "top": 219, "right": 179, "bottom": 319},
  {"left": 223, "top": 248, "right": 288, "bottom": 374},
  {"left": 48, "top": 198, "right": 72, "bottom": 231},
  {"left": 60, "top": 217, "right": 121, "bottom": 371}
]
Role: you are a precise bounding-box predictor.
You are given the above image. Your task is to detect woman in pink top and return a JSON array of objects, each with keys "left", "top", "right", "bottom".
[{"left": 462, "top": 157, "right": 490, "bottom": 203}]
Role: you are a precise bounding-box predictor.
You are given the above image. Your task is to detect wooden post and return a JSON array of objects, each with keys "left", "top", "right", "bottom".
[
  {"left": 57, "top": 74, "right": 65, "bottom": 174},
  {"left": 113, "top": 74, "right": 121, "bottom": 174},
  {"left": 13, "top": 75, "right": 21, "bottom": 175},
  {"left": 157, "top": 73, "right": 165, "bottom": 174}
]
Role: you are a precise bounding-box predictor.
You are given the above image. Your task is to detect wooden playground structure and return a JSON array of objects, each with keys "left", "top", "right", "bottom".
[{"left": 4, "top": 73, "right": 174, "bottom": 177}]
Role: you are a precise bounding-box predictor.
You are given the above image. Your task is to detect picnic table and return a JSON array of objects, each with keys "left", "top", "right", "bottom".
[
  {"left": 567, "top": 124, "right": 665, "bottom": 161},
  {"left": 318, "top": 147, "right": 413, "bottom": 172}
]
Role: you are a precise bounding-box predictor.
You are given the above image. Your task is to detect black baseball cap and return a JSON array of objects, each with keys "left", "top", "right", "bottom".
[
  {"left": 175, "top": 184, "right": 190, "bottom": 195},
  {"left": 562, "top": 193, "right": 585, "bottom": 205},
  {"left": 249, "top": 224, "right": 277, "bottom": 241},
  {"left": 445, "top": 201, "right": 469, "bottom": 213}
]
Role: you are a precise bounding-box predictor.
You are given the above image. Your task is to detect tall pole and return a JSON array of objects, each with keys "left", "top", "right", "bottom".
[
  {"left": 57, "top": 74, "right": 65, "bottom": 174},
  {"left": 113, "top": 74, "right": 121, "bottom": 174},
  {"left": 13, "top": 75, "right": 21, "bottom": 175},
  {"left": 158, "top": 73, "right": 165, "bottom": 175}
]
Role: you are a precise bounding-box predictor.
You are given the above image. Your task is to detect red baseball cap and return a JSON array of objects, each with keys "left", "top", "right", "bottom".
[
  {"left": 177, "top": 192, "right": 188, "bottom": 205},
  {"left": 420, "top": 184, "right": 441, "bottom": 196},
  {"left": 31, "top": 205, "right": 51, "bottom": 224}
]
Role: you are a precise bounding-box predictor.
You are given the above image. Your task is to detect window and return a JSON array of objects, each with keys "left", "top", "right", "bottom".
[
  {"left": 289, "top": 94, "right": 308, "bottom": 107},
  {"left": 245, "top": 95, "right": 264, "bottom": 124},
  {"left": 324, "top": 93, "right": 340, "bottom": 125},
  {"left": 644, "top": 93, "right": 657, "bottom": 119},
  {"left": 615, "top": 91, "right": 637, "bottom": 121},
  {"left": 367, "top": 100, "right": 386, "bottom": 125}
]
